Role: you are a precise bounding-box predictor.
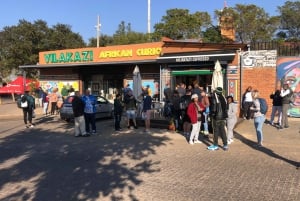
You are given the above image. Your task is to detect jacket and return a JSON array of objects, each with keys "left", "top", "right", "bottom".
[
  {"left": 187, "top": 101, "right": 205, "bottom": 124},
  {"left": 270, "top": 90, "right": 282, "bottom": 106},
  {"left": 72, "top": 96, "right": 85, "bottom": 117},
  {"left": 114, "top": 98, "right": 123, "bottom": 115},
  {"left": 210, "top": 92, "right": 228, "bottom": 120}
]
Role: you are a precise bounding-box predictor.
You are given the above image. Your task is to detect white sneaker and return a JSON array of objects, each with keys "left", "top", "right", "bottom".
[
  {"left": 194, "top": 140, "right": 202, "bottom": 144},
  {"left": 189, "top": 141, "right": 194, "bottom": 145}
]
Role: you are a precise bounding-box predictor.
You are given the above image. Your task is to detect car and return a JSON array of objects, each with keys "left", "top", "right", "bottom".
[{"left": 60, "top": 95, "right": 114, "bottom": 121}]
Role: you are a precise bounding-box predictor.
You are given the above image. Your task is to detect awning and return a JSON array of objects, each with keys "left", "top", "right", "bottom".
[
  {"left": 157, "top": 52, "right": 236, "bottom": 64},
  {"left": 171, "top": 69, "right": 225, "bottom": 76}
]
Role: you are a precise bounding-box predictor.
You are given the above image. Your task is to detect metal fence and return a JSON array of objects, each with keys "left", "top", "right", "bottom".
[{"left": 250, "top": 41, "right": 300, "bottom": 56}]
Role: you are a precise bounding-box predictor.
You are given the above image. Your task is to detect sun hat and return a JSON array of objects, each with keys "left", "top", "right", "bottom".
[
  {"left": 215, "top": 87, "right": 223, "bottom": 94},
  {"left": 191, "top": 94, "right": 198, "bottom": 100}
]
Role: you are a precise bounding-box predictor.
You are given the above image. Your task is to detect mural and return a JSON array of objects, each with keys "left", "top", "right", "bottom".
[
  {"left": 127, "top": 79, "right": 159, "bottom": 99},
  {"left": 39, "top": 80, "right": 79, "bottom": 95},
  {"left": 276, "top": 57, "right": 300, "bottom": 117}
]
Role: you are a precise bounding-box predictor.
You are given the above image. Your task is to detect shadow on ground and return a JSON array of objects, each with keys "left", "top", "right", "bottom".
[{"left": 0, "top": 117, "right": 171, "bottom": 201}]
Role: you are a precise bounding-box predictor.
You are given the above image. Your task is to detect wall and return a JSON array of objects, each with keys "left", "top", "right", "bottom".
[{"left": 241, "top": 67, "right": 277, "bottom": 118}]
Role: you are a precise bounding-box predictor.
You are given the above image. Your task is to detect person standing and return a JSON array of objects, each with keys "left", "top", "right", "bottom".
[
  {"left": 280, "top": 83, "right": 292, "bottom": 129},
  {"left": 269, "top": 89, "right": 282, "bottom": 126},
  {"left": 37, "top": 87, "right": 44, "bottom": 107},
  {"left": 72, "top": 91, "right": 89, "bottom": 137},
  {"left": 226, "top": 96, "right": 237, "bottom": 144},
  {"left": 250, "top": 89, "right": 265, "bottom": 147},
  {"left": 82, "top": 89, "right": 97, "bottom": 134},
  {"left": 242, "top": 86, "right": 253, "bottom": 120},
  {"left": 114, "top": 94, "right": 123, "bottom": 131},
  {"left": 207, "top": 87, "right": 228, "bottom": 151},
  {"left": 22, "top": 90, "right": 35, "bottom": 128},
  {"left": 171, "top": 90, "right": 181, "bottom": 131},
  {"left": 187, "top": 94, "right": 205, "bottom": 145},
  {"left": 180, "top": 89, "right": 192, "bottom": 137},
  {"left": 142, "top": 90, "right": 152, "bottom": 133},
  {"left": 200, "top": 90, "right": 210, "bottom": 136},
  {"left": 49, "top": 89, "right": 58, "bottom": 115},
  {"left": 163, "top": 83, "right": 172, "bottom": 102},
  {"left": 42, "top": 90, "right": 49, "bottom": 115},
  {"left": 124, "top": 90, "right": 138, "bottom": 129}
]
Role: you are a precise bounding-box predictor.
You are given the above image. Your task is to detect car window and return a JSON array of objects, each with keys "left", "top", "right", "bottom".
[{"left": 97, "top": 96, "right": 107, "bottom": 104}]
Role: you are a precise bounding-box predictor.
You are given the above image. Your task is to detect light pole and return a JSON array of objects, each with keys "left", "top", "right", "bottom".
[
  {"left": 147, "top": 0, "right": 151, "bottom": 34},
  {"left": 95, "top": 15, "right": 101, "bottom": 48}
]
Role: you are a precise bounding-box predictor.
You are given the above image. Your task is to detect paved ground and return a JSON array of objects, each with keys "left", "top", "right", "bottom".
[{"left": 0, "top": 101, "right": 299, "bottom": 201}]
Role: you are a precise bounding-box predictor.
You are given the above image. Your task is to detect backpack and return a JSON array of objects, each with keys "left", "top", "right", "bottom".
[
  {"left": 163, "top": 102, "right": 173, "bottom": 118},
  {"left": 20, "top": 95, "right": 28, "bottom": 108},
  {"left": 258, "top": 98, "right": 268, "bottom": 115}
]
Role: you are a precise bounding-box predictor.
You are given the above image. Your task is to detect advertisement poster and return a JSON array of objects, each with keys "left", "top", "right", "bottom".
[
  {"left": 276, "top": 57, "right": 300, "bottom": 117},
  {"left": 39, "top": 80, "right": 79, "bottom": 94}
]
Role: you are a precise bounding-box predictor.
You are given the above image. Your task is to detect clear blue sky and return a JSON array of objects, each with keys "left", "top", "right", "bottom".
[{"left": 0, "top": 0, "right": 289, "bottom": 42}]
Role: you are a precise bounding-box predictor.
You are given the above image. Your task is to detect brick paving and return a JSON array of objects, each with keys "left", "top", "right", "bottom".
[{"left": 0, "top": 102, "right": 299, "bottom": 201}]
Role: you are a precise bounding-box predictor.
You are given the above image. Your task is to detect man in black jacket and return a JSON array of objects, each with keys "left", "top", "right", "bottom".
[
  {"left": 208, "top": 87, "right": 228, "bottom": 151},
  {"left": 72, "top": 91, "right": 89, "bottom": 137}
]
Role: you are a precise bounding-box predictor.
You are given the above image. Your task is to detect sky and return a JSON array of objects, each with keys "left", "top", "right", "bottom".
[{"left": 0, "top": 0, "right": 289, "bottom": 43}]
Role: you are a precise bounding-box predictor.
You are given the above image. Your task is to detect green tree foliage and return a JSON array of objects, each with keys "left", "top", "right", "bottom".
[
  {"left": 0, "top": 20, "right": 86, "bottom": 78},
  {"left": 201, "top": 26, "right": 223, "bottom": 43},
  {"left": 215, "top": 5, "right": 279, "bottom": 43},
  {"left": 278, "top": 1, "right": 300, "bottom": 41},
  {"left": 152, "top": 9, "right": 211, "bottom": 40}
]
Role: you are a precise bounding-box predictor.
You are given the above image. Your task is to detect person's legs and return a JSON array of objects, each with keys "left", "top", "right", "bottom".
[
  {"left": 193, "top": 121, "right": 201, "bottom": 142},
  {"left": 189, "top": 123, "right": 198, "bottom": 144},
  {"left": 270, "top": 106, "right": 276, "bottom": 124},
  {"left": 84, "top": 113, "right": 90, "bottom": 132},
  {"left": 277, "top": 106, "right": 282, "bottom": 125},
  {"left": 23, "top": 109, "right": 28, "bottom": 125},
  {"left": 212, "top": 119, "right": 219, "bottom": 145},
  {"left": 281, "top": 104, "right": 289, "bottom": 127},
  {"left": 203, "top": 112, "right": 209, "bottom": 134},
  {"left": 219, "top": 120, "right": 227, "bottom": 146},
  {"left": 28, "top": 108, "right": 33, "bottom": 125},
  {"left": 78, "top": 115, "right": 86, "bottom": 135},
  {"left": 43, "top": 102, "right": 49, "bottom": 115},
  {"left": 227, "top": 118, "right": 235, "bottom": 141},
  {"left": 90, "top": 113, "right": 96, "bottom": 132},
  {"left": 254, "top": 116, "right": 265, "bottom": 145},
  {"left": 74, "top": 116, "right": 80, "bottom": 136}
]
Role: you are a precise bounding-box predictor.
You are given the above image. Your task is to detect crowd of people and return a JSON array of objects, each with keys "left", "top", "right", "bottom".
[{"left": 19, "top": 81, "right": 294, "bottom": 150}]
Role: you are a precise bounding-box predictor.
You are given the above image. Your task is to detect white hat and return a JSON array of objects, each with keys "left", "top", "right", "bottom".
[{"left": 191, "top": 94, "right": 198, "bottom": 100}]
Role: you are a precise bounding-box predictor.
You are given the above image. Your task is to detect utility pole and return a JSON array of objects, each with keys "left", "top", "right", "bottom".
[
  {"left": 95, "top": 15, "right": 101, "bottom": 48},
  {"left": 147, "top": 0, "right": 151, "bottom": 34}
]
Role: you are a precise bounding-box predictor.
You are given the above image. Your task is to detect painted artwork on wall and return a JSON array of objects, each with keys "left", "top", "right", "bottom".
[
  {"left": 39, "top": 80, "right": 79, "bottom": 95},
  {"left": 276, "top": 57, "right": 300, "bottom": 117}
]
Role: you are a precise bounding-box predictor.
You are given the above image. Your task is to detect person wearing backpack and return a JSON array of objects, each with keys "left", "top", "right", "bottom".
[
  {"left": 250, "top": 89, "right": 265, "bottom": 147},
  {"left": 280, "top": 83, "right": 292, "bottom": 129},
  {"left": 22, "top": 90, "right": 35, "bottom": 128}
]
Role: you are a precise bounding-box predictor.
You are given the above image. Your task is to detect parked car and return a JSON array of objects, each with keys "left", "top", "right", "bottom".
[{"left": 60, "top": 95, "right": 114, "bottom": 121}]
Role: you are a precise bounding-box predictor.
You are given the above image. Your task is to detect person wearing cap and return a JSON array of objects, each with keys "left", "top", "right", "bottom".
[
  {"left": 187, "top": 93, "right": 205, "bottom": 145},
  {"left": 208, "top": 87, "right": 228, "bottom": 151},
  {"left": 280, "top": 83, "right": 292, "bottom": 129}
]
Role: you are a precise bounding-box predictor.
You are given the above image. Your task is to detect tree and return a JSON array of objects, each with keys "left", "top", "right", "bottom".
[
  {"left": 278, "top": 1, "right": 300, "bottom": 41},
  {"left": 0, "top": 20, "right": 86, "bottom": 78},
  {"left": 152, "top": 9, "right": 211, "bottom": 40},
  {"left": 215, "top": 4, "right": 279, "bottom": 43}
]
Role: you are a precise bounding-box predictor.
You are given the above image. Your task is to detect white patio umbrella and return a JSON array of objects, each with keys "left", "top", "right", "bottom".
[
  {"left": 133, "top": 65, "right": 142, "bottom": 98},
  {"left": 211, "top": 60, "right": 223, "bottom": 91}
]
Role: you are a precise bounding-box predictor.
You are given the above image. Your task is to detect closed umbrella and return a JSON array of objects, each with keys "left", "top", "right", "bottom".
[
  {"left": 133, "top": 65, "right": 142, "bottom": 98},
  {"left": 211, "top": 60, "right": 223, "bottom": 91}
]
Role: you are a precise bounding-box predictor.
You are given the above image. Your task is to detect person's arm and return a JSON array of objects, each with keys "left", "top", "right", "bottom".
[{"left": 280, "top": 89, "right": 290, "bottom": 97}]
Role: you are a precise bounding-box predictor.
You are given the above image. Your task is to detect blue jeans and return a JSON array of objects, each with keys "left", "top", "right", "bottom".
[
  {"left": 254, "top": 115, "right": 265, "bottom": 144},
  {"left": 203, "top": 112, "right": 209, "bottom": 132}
]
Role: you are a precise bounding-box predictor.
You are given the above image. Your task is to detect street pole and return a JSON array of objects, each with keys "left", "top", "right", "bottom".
[
  {"left": 95, "top": 15, "right": 101, "bottom": 48},
  {"left": 147, "top": 0, "right": 151, "bottom": 34}
]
